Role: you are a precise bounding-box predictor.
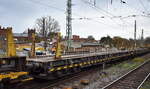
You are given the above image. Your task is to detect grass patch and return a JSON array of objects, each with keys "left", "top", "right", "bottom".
[
  {"left": 140, "top": 81, "right": 150, "bottom": 89},
  {"left": 102, "top": 57, "right": 147, "bottom": 80},
  {"left": 132, "top": 57, "right": 145, "bottom": 63},
  {"left": 111, "top": 57, "right": 146, "bottom": 71}
]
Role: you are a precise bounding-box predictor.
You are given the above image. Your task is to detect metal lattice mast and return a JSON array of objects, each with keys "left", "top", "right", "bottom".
[
  {"left": 134, "top": 20, "right": 137, "bottom": 48},
  {"left": 66, "top": 0, "right": 72, "bottom": 51},
  {"left": 141, "top": 29, "right": 144, "bottom": 40},
  {"left": 141, "top": 29, "right": 144, "bottom": 47}
]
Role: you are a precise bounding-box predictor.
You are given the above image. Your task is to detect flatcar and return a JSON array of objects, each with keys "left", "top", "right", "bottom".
[
  {"left": 26, "top": 48, "right": 150, "bottom": 80},
  {"left": 0, "top": 56, "right": 33, "bottom": 88}
]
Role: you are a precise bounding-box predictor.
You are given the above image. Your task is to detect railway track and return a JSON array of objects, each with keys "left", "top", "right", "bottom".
[{"left": 102, "top": 59, "right": 150, "bottom": 89}]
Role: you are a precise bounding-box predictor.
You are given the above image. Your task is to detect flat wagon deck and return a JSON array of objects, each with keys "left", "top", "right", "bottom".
[{"left": 26, "top": 49, "right": 150, "bottom": 80}]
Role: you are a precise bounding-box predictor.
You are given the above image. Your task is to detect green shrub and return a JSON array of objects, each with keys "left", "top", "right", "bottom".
[{"left": 132, "top": 57, "right": 145, "bottom": 63}]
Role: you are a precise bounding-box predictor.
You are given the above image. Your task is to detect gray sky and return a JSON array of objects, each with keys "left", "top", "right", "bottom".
[{"left": 0, "top": 0, "right": 150, "bottom": 40}]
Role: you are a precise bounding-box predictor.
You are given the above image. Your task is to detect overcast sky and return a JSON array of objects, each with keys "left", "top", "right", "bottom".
[{"left": 0, "top": 0, "right": 150, "bottom": 40}]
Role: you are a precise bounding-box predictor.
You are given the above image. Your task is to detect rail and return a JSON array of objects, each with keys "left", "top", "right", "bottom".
[
  {"left": 137, "top": 72, "right": 150, "bottom": 89},
  {"left": 102, "top": 59, "right": 150, "bottom": 89}
]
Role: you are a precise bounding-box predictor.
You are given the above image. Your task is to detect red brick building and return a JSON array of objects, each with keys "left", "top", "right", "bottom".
[{"left": 64, "top": 35, "right": 97, "bottom": 43}]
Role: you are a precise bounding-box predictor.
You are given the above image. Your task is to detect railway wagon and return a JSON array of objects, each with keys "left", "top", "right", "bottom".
[
  {"left": 0, "top": 56, "right": 33, "bottom": 88},
  {"left": 26, "top": 49, "right": 150, "bottom": 80}
]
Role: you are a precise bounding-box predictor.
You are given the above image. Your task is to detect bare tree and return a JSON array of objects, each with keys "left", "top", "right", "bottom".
[
  {"left": 35, "top": 16, "right": 60, "bottom": 37},
  {"left": 87, "top": 35, "right": 95, "bottom": 40},
  {"left": 35, "top": 16, "right": 60, "bottom": 50}
]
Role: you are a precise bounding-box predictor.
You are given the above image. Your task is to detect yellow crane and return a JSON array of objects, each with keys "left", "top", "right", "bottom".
[
  {"left": 0, "top": 27, "right": 33, "bottom": 87},
  {"left": 54, "top": 32, "right": 62, "bottom": 59},
  {"left": 30, "top": 32, "right": 36, "bottom": 58},
  {"left": 6, "top": 27, "right": 16, "bottom": 57}
]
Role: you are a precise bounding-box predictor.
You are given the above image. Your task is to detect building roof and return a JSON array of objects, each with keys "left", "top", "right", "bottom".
[
  {"left": 13, "top": 33, "right": 28, "bottom": 37},
  {"left": 81, "top": 43, "right": 102, "bottom": 46},
  {"left": 13, "top": 33, "right": 43, "bottom": 37}
]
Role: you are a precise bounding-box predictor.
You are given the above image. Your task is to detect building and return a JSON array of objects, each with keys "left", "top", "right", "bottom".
[
  {"left": 72, "top": 35, "right": 97, "bottom": 43},
  {"left": 13, "top": 29, "right": 44, "bottom": 43},
  {"left": 61, "top": 35, "right": 102, "bottom": 52},
  {"left": 0, "top": 27, "right": 7, "bottom": 53},
  {"left": 80, "top": 43, "right": 103, "bottom": 52},
  {"left": 64, "top": 35, "right": 97, "bottom": 42},
  {"left": 13, "top": 33, "right": 28, "bottom": 43}
]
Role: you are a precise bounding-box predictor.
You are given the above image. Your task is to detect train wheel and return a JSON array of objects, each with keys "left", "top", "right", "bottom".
[
  {"left": 73, "top": 67, "right": 81, "bottom": 72},
  {"left": 2, "top": 78, "right": 11, "bottom": 89},
  {"left": 54, "top": 71, "right": 63, "bottom": 78},
  {"left": 67, "top": 68, "right": 74, "bottom": 74}
]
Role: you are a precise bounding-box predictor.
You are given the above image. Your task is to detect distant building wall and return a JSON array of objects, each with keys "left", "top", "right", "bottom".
[
  {"left": 0, "top": 27, "right": 7, "bottom": 53},
  {"left": 28, "top": 29, "right": 35, "bottom": 41},
  {"left": 72, "top": 35, "right": 80, "bottom": 40}
]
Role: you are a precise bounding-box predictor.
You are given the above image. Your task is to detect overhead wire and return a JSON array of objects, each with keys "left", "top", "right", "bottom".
[
  {"left": 28, "top": 0, "right": 117, "bottom": 29},
  {"left": 90, "top": 19, "right": 121, "bottom": 29},
  {"left": 81, "top": 0, "right": 140, "bottom": 38},
  {"left": 138, "top": 0, "right": 149, "bottom": 14},
  {"left": 83, "top": 0, "right": 150, "bottom": 37},
  {"left": 80, "top": 0, "right": 127, "bottom": 27},
  {"left": 71, "top": 0, "right": 123, "bottom": 28},
  {"left": 74, "top": 0, "right": 125, "bottom": 29},
  {"left": 73, "top": 17, "right": 121, "bottom": 29},
  {"left": 123, "top": 1, "right": 146, "bottom": 14},
  {"left": 29, "top": 0, "right": 65, "bottom": 12},
  {"left": 28, "top": 0, "right": 88, "bottom": 19},
  {"left": 86, "top": 0, "right": 134, "bottom": 27},
  {"left": 81, "top": 0, "right": 114, "bottom": 17},
  {"left": 27, "top": 0, "right": 150, "bottom": 36}
]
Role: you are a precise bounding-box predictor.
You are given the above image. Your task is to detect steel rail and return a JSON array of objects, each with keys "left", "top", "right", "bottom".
[
  {"left": 137, "top": 72, "right": 150, "bottom": 89},
  {"left": 102, "top": 59, "right": 150, "bottom": 89}
]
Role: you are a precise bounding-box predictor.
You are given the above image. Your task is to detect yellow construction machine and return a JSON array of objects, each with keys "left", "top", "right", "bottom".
[
  {"left": 54, "top": 32, "right": 62, "bottom": 59},
  {"left": 0, "top": 27, "right": 33, "bottom": 88}
]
